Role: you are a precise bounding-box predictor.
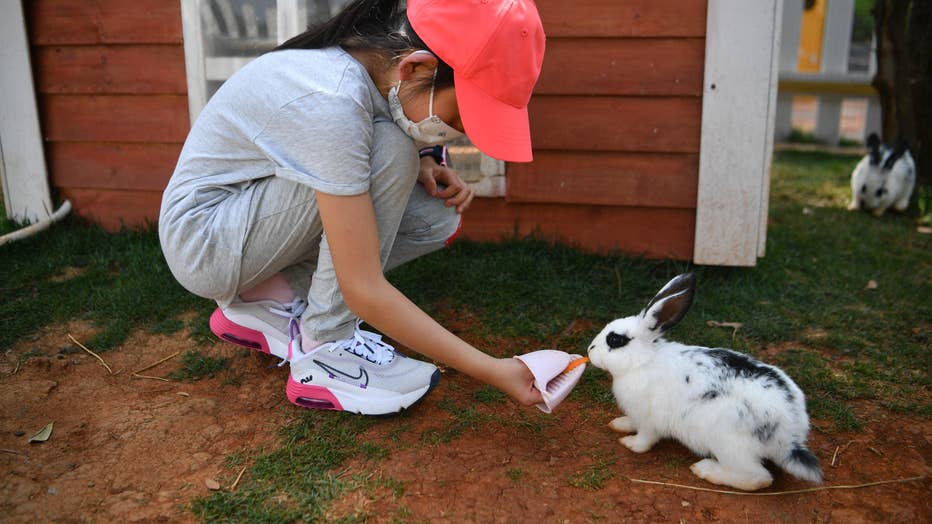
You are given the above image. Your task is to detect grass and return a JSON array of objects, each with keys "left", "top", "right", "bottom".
[
  {"left": 168, "top": 349, "right": 230, "bottom": 381},
  {"left": 0, "top": 218, "right": 213, "bottom": 352},
  {"left": 2, "top": 151, "right": 930, "bottom": 520},
  {"left": 569, "top": 456, "right": 617, "bottom": 490}
]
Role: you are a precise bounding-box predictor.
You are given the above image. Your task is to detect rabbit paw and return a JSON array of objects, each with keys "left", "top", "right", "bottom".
[
  {"left": 690, "top": 459, "right": 773, "bottom": 491},
  {"left": 608, "top": 416, "right": 636, "bottom": 433},
  {"left": 620, "top": 433, "right": 658, "bottom": 453}
]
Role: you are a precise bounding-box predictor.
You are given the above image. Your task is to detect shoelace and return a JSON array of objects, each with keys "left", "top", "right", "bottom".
[
  {"left": 268, "top": 298, "right": 307, "bottom": 366},
  {"left": 330, "top": 319, "right": 395, "bottom": 365}
]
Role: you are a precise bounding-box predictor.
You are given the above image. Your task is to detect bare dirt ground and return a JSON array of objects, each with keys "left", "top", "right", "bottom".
[{"left": 1, "top": 322, "right": 929, "bottom": 523}]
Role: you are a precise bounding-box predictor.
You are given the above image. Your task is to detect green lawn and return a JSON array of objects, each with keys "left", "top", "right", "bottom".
[{"left": 1, "top": 150, "right": 929, "bottom": 520}]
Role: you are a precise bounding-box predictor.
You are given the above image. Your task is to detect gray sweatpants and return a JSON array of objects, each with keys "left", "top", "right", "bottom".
[{"left": 162, "top": 121, "right": 461, "bottom": 341}]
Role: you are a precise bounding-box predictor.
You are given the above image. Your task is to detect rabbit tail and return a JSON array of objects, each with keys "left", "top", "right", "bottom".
[{"left": 781, "top": 443, "right": 823, "bottom": 484}]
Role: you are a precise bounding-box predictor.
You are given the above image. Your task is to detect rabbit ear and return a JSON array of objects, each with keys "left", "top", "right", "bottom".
[
  {"left": 867, "top": 133, "right": 882, "bottom": 165},
  {"left": 640, "top": 273, "right": 696, "bottom": 334}
]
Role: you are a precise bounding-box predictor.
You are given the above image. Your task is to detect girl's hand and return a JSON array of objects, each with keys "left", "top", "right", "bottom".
[
  {"left": 488, "top": 357, "right": 544, "bottom": 406},
  {"left": 418, "top": 156, "right": 474, "bottom": 214}
]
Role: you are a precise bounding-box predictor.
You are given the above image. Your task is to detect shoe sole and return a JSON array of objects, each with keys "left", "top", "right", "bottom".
[
  {"left": 286, "top": 368, "right": 441, "bottom": 415},
  {"left": 210, "top": 307, "right": 292, "bottom": 359}
]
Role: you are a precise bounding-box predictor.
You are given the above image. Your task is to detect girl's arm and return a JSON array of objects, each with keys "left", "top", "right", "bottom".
[{"left": 317, "top": 190, "right": 542, "bottom": 406}]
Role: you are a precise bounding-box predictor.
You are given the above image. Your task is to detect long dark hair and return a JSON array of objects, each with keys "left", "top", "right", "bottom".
[{"left": 274, "top": 0, "right": 453, "bottom": 91}]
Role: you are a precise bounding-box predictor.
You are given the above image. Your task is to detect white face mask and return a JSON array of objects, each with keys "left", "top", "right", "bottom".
[{"left": 388, "top": 66, "right": 465, "bottom": 145}]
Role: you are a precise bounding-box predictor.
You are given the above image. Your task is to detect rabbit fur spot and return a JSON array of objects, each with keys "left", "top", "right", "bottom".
[
  {"left": 848, "top": 133, "right": 916, "bottom": 216},
  {"left": 587, "top": 273, "right": 823, "bottom": 491}
]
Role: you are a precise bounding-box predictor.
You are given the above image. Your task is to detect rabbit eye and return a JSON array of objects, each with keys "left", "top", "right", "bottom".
[
  {"left": 860, "top": 184, "right": 867, "bottom": 193},
  {"left": 875, "top": 187, "right": 886, "bottom": 197},
  {"left": 606, "top": 332, "right": 631, "bottom": 350}
]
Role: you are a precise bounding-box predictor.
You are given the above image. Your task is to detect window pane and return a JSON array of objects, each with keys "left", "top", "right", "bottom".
[{"left": 199, "top": 0, "right": 352, "bottom": 97}]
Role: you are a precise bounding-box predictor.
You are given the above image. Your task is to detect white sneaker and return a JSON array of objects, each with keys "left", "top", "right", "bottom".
[
  {"left": 209, "top": 298, "right": 306, "bottom": 361},
  {"left": 287, "top": 320, "right": 440, "bottom": 415}
]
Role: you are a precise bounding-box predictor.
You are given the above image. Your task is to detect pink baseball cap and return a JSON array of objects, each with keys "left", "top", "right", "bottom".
[{"left": 407, "top": 0, "right": 545, "bottom": 162}]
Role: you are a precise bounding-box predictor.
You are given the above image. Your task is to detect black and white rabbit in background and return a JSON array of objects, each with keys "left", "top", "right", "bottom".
[
  {"left": 587, "top": 273, "right": 822, "bottom": 491},
  {"left": 848, "top": 133, "right": 915, "bottom": 216}
]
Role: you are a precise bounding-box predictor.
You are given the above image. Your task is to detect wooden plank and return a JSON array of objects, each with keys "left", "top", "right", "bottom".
[
  {"left": 27, "top": 0, "right": 182, "bottom": 45},
  {"left": 694, "top": 0, "right": 780, "bottom": 266},
  {"left": 59, "top": 188, "right": 163, "bottom": 232},
  {"left": 41, "top": 95, "right": 190, "bottom": 143},
  {"left": 459, "top": 198, "right": 694, "bottom": 259},
  {"left": 777, "top": 75, "right": 876, "bottom": 96},
  {"left": 537, "top": 0, "right": 707, "bottom": 37},
  {"left": 35, "top": 45, "right": 187, "bottom": 94},
  {"left": 48, "top": 142, "right": 181, "bottom": 192},
  {"left": 536, "top": 38, "right": 705, "bottom": 96},
  {"left": 1, "top": 0, "right": 53, "bottom": 223},
  {"left": 529, "top": 97, "right": 702, "bottom": 153},
  {"left": 506, "top": 152, "right": 698, "bottom": 208},
  {"left": 25, "top": 0, "right": 98, "bottom": 45}
]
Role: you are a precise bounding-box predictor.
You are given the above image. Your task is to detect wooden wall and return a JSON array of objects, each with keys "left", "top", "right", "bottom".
[
  {"left": 461, "top": 0, "right": 707, "bottom": 259},
  {"left": 26, "top": 0, "right": 706, "bottom": 259},
  {"left": 26, "top": 0, "right": 188, "bottom": 230}
]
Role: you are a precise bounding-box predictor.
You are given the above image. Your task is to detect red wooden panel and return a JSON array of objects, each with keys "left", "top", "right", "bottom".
[
  {"left": 506, "top": 152, "right": 698, "bottom": 208},
  {"left": 27, "top": 0, "right": 182, "bottom": 45},
  {"left": 60, "top": 188, "right": 163, "bottom": 232},
  {"left": 537, "top": 0, "right": 707, "bottom": 37},
  {"left": 49, "top": 142, "right": 181, "bottom": 191},
  {"left": 529, "top": 97, "right": 702, "bottom": 153},
  {"left": 25, "top": 0, "right": 98, "bottom": 45},
  {"left": 35, "top": 46, "right": 187, "bottom": 94},
  {"left": 460, "top": 198, "right": 694, "bottom": 259},
  {"left": 41, "top": 95, "right": 190, "bottom": 143},
  {"left": 536, "top": 38, "right": 704, "bottom": 96}
]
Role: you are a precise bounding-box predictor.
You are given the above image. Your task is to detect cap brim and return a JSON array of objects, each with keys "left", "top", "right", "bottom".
[{"left": 454, "top": 71, "right": 533, "bottom": 163}]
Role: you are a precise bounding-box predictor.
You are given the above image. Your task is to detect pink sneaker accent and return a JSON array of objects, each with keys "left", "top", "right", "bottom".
[
  {"left": 209, "top": 308, "right": 271, "bottom": 354},
  {"left": 286, "top": 377, "right": 344, "bottom": 411}
]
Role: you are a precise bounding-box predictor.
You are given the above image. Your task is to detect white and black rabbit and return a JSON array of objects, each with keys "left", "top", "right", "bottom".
[
  {"left": 587, "top": 273, "right": 822, "bottom": 491},
  {"left": 848, "top": 133, "right": 915, "bottom": 216}
]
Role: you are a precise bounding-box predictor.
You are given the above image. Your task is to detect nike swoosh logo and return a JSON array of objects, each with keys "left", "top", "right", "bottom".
[{"left": 314, "top": 360, "right": 369, "bottom": 388}]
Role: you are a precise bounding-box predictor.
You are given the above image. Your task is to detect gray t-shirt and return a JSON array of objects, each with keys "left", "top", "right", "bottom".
[
  {"left": 164, "top": 46, "right": 390, "bottom": 199},
  {"left": 159, "top": 46, "right": 391, "bottom": 303}
]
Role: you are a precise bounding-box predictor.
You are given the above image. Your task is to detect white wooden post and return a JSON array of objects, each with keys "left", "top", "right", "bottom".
[
  {"left": 181, "top": 0, "right": 208, "bottom": 124},
  {"left": 0, "top": 0, "right": 53, "bottom": 223},
  {"left": 277, "top": 0, "right": 306, "bottom": 43},
  {"left": 775, "top": 0, "right": 803, "bottom": 141},
  {"left": 814, "top": 0, "right": 854, "bottom": 144},
  {"left": 695, "top": 0, "right": 782, "bottom": 266}
]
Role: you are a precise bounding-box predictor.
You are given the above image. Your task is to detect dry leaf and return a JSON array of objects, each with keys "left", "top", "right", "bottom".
[
  {"left": 865, "top": 280, "right": 878, "bottom": 290},
  {"left": 707, "top": 320, "right": 744, "bottom": 335},
  {"left": 917, "top": 226, "right": 931, "bottom": 234},
  {"left": 802, "top": 207, "right": 814, "bottom": 215},
  {"left": 29, "top": 422, "right": 54, "bottom": 443},
  {"left": 204, "top": 478, "right": 221, "bottom": 491}
]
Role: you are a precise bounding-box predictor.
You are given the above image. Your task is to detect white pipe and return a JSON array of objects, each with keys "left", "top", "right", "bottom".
[{"left": 0, "top": 200, "right": 72, "bottom": 247}]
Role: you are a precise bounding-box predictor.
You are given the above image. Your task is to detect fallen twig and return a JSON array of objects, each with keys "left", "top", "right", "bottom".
[
  {"left": 133, "top": 351, "right": 180, "bottom": 375},
  {"left": 831, "top": 446, "right": 840, "bottom": 467},
  {"left": 626, "top": 475, "right": 926, "bottom": 496},
  {"left": 68, "top": 334, "right": 112, "bottom": 375},
  {"left": 229, "top": 466, "right": 248, "bottom": 492},
  {"left": 1, "top": 449, "right": 23, "bottom": 455},
  {"left": 868, "top": 446, "right": 884, "bottom": 456},
  {"left": 131, "top": 373, "right": 170, "bottom": 382}
]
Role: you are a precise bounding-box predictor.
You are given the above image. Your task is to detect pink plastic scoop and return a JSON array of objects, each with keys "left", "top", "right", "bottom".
[{"left": 514, "top": 350, "right": 588, "bottom": 413}]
